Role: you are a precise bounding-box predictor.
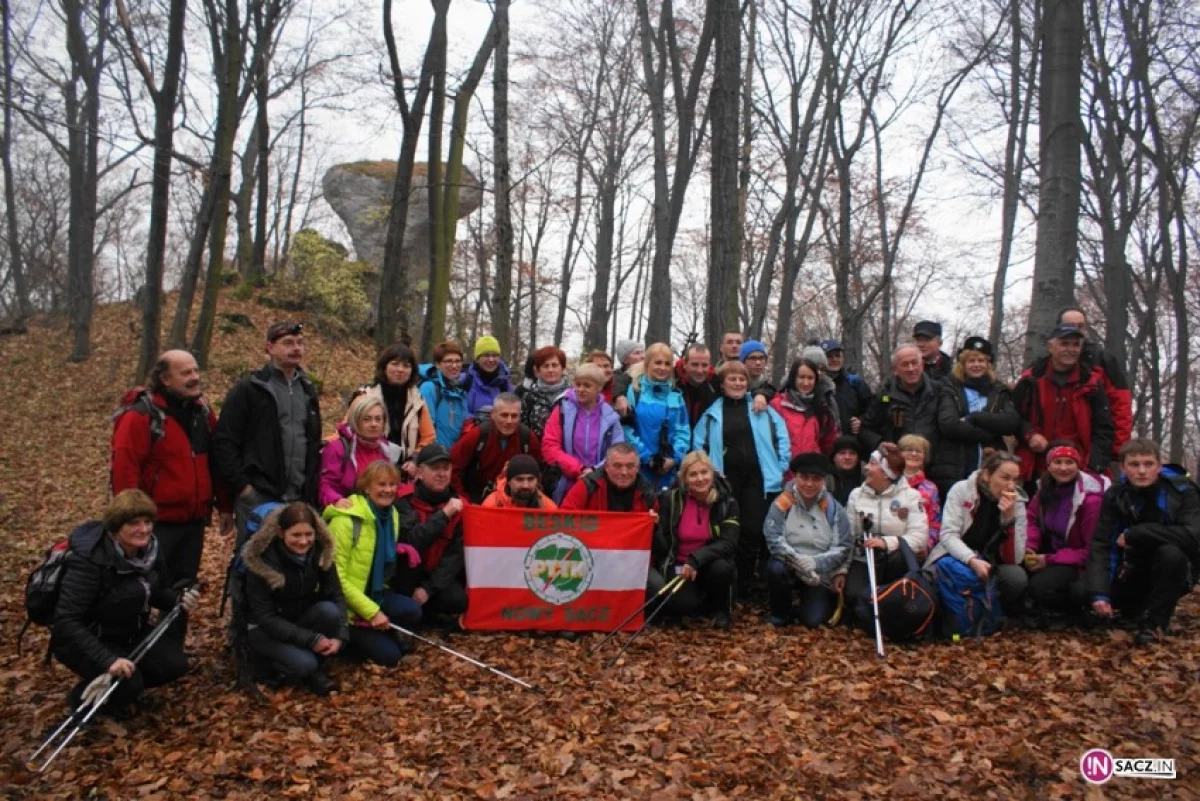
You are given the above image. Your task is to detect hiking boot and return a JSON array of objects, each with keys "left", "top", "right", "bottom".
[
  {"left": 556, "top": 630, "right": 579, "bottom": 642},
  {"left": 306, "top": 669, "right": 339, "bottom": 697},
  {"left": 713, "top": 610, "right": 731, "bottom": 630},
  {"left": 767, "top": 615, "right": 791, "bottom": 628},
  {"left": 1134, "top": 613, "right": 1170, "bottom": 646}
]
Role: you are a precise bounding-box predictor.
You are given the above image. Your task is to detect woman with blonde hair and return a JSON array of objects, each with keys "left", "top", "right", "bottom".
[
  {"left": 898, "top": 433, "right": 943, "bottom": 551},
  {"left": 319, "top": 394, "right": 401, "bottom": 510},
  {"left": 621, "top": 342, "right": 690, "bottom": 491},
  {"left": 648, "top": 451, "right": 740, "bottom": 627}
]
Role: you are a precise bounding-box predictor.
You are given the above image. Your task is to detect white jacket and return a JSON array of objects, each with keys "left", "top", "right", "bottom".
[
  {"left": 847, "top": 479, "right": 928, "bottom": 560},
  {"left": 924, "top": 471, "right": 1028, "bottom": 568}
]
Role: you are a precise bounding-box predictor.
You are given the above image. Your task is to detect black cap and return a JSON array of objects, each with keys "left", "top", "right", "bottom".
[
  {"left": 912, "top": 320, "right": 941, "bottom": 338},
  {"left": 266, "top": 321, "right": 303, "bottom": 343},
  {"left": 416, "top": 443, "right": 452, "bottom": 466},
  {"left": 1049, "top": 323, "right": 1085, "bottom": 341},
  {"left": 505, "top": 454, "right": 541, "bottom": 480},
  {"left": 789, "top": 452, "right": 833, "bottom": 477},
  {"left": 959, "top": 336, "right": 993, "bottom": 359}
]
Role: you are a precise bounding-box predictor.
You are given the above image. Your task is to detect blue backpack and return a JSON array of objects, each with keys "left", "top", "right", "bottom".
[{"left": 934, "top": 556, "right": 1004, "bottom": 638}]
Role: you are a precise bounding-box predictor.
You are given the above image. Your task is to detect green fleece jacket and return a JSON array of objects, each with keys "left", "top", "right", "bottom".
[{"left": 322, "top": 495, "right": 401, "bottom": 624}]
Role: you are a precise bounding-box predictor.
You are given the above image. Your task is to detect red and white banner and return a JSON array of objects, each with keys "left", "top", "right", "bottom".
[{"left": 462, "top": 506, "right": 654, "bottom": 631}]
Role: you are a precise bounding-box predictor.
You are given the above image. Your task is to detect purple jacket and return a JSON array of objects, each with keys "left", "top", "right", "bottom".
[
  {"left": 1025, "top": 472, "right": 1107, "bottom": 570},
  {"left": 318, "top": 423, "right": 401, "bottom": 509},
  {"left": 463, "top": 361, "right": 513, "bottom": 417}
]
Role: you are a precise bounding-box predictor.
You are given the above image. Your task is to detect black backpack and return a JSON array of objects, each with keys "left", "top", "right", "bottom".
[{"left": 854, "top": 538, "right": 938, "bottom": 642}]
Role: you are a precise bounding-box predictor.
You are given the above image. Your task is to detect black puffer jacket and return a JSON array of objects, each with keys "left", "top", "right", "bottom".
[
  {"left": 52, "top": 523, "right": 177, "bottom": 676},
  {"left": 930, "top": 377, "right": 1021, "bottom": 486},
  {"left": 212, "top": 364, "right": 322, "bottom": 502},
  {"left": 652, "top": 474, "right": 740, "bottom": 575},
  {"left": 241, "top": 508, "right": 349, "bottom": 648}
]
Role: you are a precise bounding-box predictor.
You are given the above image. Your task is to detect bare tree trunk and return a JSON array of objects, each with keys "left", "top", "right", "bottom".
[
  {"left": 1025, "top": 0, "right": 1083, "bottom": 364},
  {"left": 190, "top": 0, "right": 245, "bottom": 368},
  {"left": 0, "top": 0, "right": 31, "bottom": 330},
  {"left": 423, "top": 18, "right": 494, "bottom": 358},
  {"left": 585, "top": 185, "right": 617, "bottom": 350},
  {"left": 121, "top": 0, "right": 187, "bottom": 379},
  {"left": 248, "top": 0, "right": 272, "bottom": 279},
  {"left": 491, "top": 0, "right": 513, "bottom": 350},
  {"left": 375, "top": 0, "right": 447, "bottom": 348},
  {"left": 707, "top": 0, "right": 741, "bottom": 348},
  {"left": 635, "top": 0, "right": 716, "bottom": 345},
  {"left": 232, "top": 134, "right": 257, "bottom": 273},
  {"left": 989, "top": 0, "right": 1039, "bottom": 347}
]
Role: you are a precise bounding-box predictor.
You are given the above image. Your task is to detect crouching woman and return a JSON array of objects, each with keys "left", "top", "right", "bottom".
[
  {"left": 242, "top": 502, "right": 348, "bottom": 695},
  {"left": 649, "top": 451, "right": 740, "bottom": 628},
  {"left": 323, "top": 461, "right": 423, "bottom": 666},
  {"left": 53, "top": 490, "right": 191, "bottom": 714}
]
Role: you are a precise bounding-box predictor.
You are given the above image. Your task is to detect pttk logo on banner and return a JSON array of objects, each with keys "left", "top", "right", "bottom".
[{"left": 462, "top": 506, "right": 654, "bottom": 631}]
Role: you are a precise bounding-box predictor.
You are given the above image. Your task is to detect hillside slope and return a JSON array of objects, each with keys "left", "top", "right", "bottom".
[{"left": 0, "top": 290, "right": 1195, "bottom": 800}]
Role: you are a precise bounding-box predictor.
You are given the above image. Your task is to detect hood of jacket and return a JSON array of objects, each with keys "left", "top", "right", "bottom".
[{"left": 241, "top": 506, "right": 336, "bottom": 590}]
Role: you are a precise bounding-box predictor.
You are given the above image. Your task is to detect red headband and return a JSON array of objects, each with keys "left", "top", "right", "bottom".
[{"left": 1046, "top": 445, "right": 1081, "bottom": 465}]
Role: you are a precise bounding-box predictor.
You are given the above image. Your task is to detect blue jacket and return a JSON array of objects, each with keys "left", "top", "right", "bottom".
[
  {"left": 622, "top": 376, "right": 691, "bottom": 490},
  {"left": 419, "top": 366, "right": 468, "bottom": 448},
  {"left": 693, "top": 398, "right": 791, "bottom": 493}
]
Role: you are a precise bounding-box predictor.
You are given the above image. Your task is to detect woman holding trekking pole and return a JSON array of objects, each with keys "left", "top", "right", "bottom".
[{"left": 52, "top": 490, "right": 196, "bottom": 717}]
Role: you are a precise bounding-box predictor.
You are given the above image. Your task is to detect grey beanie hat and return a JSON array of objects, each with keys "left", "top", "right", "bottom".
[
  {"left": 800, "top": 345, "right": 828, "bottom": 371},
  {"left": 615, "top": 339, "right": 642, "bottom": 366}
]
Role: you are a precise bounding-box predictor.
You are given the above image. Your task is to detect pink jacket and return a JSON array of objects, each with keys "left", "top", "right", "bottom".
[
  {"left": 1025, "top": 472, "right": 1106, "bottom": 570},
  {"left": 318, "top": 423, "right": 401, "bottom": 509},
  {"left": 769, "top": 394, "right": 837, "bottom": 457}
]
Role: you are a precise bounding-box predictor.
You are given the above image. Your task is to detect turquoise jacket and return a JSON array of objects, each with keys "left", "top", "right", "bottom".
[{"left": 693, "top": 397, "right": 791, "bottom": 493}]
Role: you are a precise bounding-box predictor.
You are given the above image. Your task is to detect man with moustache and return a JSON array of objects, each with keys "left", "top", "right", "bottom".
[{"left": 112, "top": 349, "right": 231, "bottom": 587}]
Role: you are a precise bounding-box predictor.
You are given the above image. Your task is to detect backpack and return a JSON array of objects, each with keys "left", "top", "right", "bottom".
[
  {"left": 853, "top": 539, "right": 938, "bottom": 642},
  {"left": 934, "top": 556, "right": 1005, "bottom": 638},
  {"left": 19, "top": 540, "right": 71, "bottom": 656}
]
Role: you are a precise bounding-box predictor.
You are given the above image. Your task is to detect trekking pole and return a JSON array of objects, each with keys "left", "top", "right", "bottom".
[
  {"left": 861, "top": 514, "right": 886, "bottom": 660},
  {"left": 387, "top": 623, "right": 539, "bottom": 692},
  {"left": 587, "top": 574, "right": 684, "bottom": 656},
  {"left": 31, "top": 603, "right": 184, "bottom": 773},
  {"left": 604, "top": 576, "right": 687, "bottom": 670}
]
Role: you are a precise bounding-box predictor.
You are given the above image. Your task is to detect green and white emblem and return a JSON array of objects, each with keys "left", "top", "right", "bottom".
[{"left": 524, "top": 533, "right": 594, "bottom": 605}]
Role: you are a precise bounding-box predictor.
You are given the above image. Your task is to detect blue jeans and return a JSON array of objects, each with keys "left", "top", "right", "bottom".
[
  {"left": 348, "top": 592, "right": 422, "bottom": 667},
  {"left": 247, "top": 601, "right": 344, "bottom": 679},
  {"left": 766, "top": 557, "right": 837, "bottom": 627}
]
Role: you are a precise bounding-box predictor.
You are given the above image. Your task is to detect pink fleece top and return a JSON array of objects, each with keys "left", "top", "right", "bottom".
[{"left": 676, "top": 497, "right": 711, "bottom": 565}]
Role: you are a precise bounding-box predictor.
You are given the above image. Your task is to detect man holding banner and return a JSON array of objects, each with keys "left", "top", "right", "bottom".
[{"left": 463, "top": 443, "right": 658, "bottom": 633}]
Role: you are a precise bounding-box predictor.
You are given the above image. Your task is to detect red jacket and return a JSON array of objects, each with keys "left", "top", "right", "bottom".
[
  {"left": 449, "top": 419, "right": 542, "bottom": 502},
  {"left": 111, "top": 388, "right": 230, "bottom": 523},
  {"left": 559, "top": 472, "right": 659, "bottom": 513},
  {"left": 1011, "top": 362, "right": 1115, "bottom": 480}
]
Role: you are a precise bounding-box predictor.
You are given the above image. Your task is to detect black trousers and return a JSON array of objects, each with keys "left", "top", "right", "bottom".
[
  {"left": 646, "top": 560, "right": 736, "bottom": 618},
  {"left": 728, "top": 474, "right": 773, "bottom": 591},
  {"left": 765, "top": 558, "right": 839, "bottom": 627},
  {"left": 65, "top": 634, "right": 187, "bottom": 709},
  {"left": 1111, "top": 544, "right": 1193, "bottom": 625},
  {"left": 154, "top": 519, "right": 207, "bottom": 585},
  {"left": 844, "top": 550, "right": 910, "bottom": 627},
  {"left": 1026, "top": 564, "right": 1088, "bottom": 612},
  {"left": 391, "top": 562, "right": 469, "bottom": 618}
]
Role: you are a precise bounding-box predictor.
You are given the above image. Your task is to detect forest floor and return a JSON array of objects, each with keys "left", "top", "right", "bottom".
[{"left": 0, "top": 290, "right": 1197, "bottom": 800}]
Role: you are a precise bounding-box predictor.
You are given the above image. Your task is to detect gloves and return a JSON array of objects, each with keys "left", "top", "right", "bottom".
[
  {"left": 790, "top": 554, "right": 821, "bottom": 586},
  {"left": 180, "top": 586, "right": 201, "bottom": 614},
  {"left": 80, "top": 674, "right": 114, "bottom": 708},
  {"left": 396, "top": 543, "right": 422, "bottom": 569}
]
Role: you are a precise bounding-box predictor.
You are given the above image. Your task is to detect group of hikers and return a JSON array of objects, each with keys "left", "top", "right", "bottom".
[{"left": 43, "top": 308, "right": 1199, "bottom": 714}]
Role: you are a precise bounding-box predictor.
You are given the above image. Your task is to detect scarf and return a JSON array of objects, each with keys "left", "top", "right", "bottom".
[
  {"left": 784, "top": 388, "right": 815, "bottom": 413},
  {"left": 380, "top": 381, "right": 409, "bottom": 444},
  {"left": 535, "top": 376, "right": 570, "bottom": 396},
  {"left": 106, "top": 533, "right": 158, "bottom": 609},
  {"left": 367, "top": 501, "right": 397, "bottom": 602}
]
